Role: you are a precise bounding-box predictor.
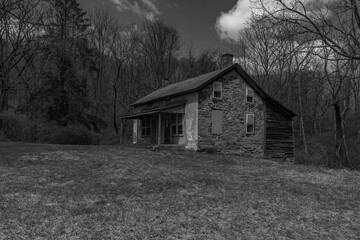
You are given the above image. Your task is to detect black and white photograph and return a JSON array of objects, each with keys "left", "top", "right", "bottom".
[{"left": 0, "top": 0, "right": 359, "bottom": 238}]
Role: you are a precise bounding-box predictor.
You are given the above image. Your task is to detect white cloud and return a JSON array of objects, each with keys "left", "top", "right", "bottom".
[
  {"left": 165, "top": 3, "right": 179, "bottom": 9},
  {"left": 141, "top": 0, "right": 161, "bottom": 15},
  {"left": 111, "top": 0, "right": 131, "bottom": 11},
  {"left": 215, "top": 0, "right": 252, "bottom": 41},
  {"left": 215, "top": 0, "right": 339, "bottom": 41},
  {"left": 110, "top": 0, "right": 161, "bottom": 20}
]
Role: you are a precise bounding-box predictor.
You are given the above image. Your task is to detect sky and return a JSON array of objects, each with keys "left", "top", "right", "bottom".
[{"left": 78, "top": 0, "right": 254, "bottom": 53}]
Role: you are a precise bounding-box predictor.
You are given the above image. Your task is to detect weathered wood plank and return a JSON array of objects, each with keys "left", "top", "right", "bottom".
[{"left": 265, "top": 101, "right": 295, "bottom": 158}]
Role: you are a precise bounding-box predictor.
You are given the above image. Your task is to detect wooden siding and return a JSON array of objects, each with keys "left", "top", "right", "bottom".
[{"left": 265, "top": 101, "right": 294, "bottom": 158}]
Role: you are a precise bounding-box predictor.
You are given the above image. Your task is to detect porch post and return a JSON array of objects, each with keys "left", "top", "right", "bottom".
[
  {"left": 133, "top": 118, "right": 138, "bottom": 144},
  {"left": 157, "top": 113, "right": 161, "bottom": 145}
]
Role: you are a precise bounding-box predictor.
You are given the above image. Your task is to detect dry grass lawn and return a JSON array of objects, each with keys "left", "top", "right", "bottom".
[{"left": 0, "top": 142, "right": 359, "bottom": 239}]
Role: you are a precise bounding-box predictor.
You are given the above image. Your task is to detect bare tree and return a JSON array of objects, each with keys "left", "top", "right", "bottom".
[
  {"left": 107, "top": 24, "right": 136, "bottom": 136},
  {"left": 0, "top": 0, "right": 45, "bottom": 112},
  {"left": 316, "top": 45, "right": 355, "bottom": 167},
  {"left": 88, "top": 9, "right": 115, "bottom": 101},
  {"left": 260, "top": 0, "right": 360, "bottom": 60},
  {"left": 133, "top": 19, "right": 180, "bottom": 90},
  {"left": 231, "top": 14, "right": 334, "bottom": 156}
]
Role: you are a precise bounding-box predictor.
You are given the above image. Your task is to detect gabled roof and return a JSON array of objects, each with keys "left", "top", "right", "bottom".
[
  {"left": 132, "top": 67, "right": 226, "bottom": 106},
  {"left": 131, "top": 63, "right": 296, "bottom": 117}
]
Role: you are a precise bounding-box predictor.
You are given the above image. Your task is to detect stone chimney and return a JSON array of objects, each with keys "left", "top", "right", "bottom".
[{"left": 221, "top": 53, "right": 234, "bottom": 68}]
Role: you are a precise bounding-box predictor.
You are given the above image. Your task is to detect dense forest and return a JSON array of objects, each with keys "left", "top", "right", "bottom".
[{"left": 0, "top": 0, "right": 359, "bottom": 169}]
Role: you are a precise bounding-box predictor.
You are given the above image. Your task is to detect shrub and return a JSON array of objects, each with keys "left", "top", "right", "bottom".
[
  {"left": 37, "top": 125, "right": 56, "bottom": 143},
  {"left": 20, "top": 123, "right": 55, "bottom": 143},
  {"left": 21, "top": 125, "right": 38, "bottom": 142},
  {"left": 348, "top": 140, "right": 360, "bottom": 170},
  {"left": 295, "top": 148, "right": 327, "bottom": 166},
  {"left": 0, "top": 113, "right": 103, "bottom": 145},
  {"left": 50, "top": 126, "right": 98, "bottom": 145},
  {"left": 0, "top": 114, "right": 24, "bottom": 141},
  {"left": 295, "top": 135, "right": 332, "bottom": 166},
  {"left": 0, "top": 129, "right": 9, "bottom": 141}
]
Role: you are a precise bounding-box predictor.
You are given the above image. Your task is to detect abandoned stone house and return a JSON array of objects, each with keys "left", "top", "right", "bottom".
[{"left": 122, "top": 61, "right": 296, "bottom": 158}]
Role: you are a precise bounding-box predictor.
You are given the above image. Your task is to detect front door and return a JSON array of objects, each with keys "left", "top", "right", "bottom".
[
  {"left": 164, "top": 116, "right": 171, "bottom": 144},
  {"left": 150, "top": 118, "right": 158, "bottom": 144}
]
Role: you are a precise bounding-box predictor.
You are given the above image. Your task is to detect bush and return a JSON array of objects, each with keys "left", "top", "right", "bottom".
[
  {"left": 295, "top": 148, "right": 328, "bottom": 166},
  {"left": 0, "top": 113, "right": 56, "bottom": 143},
  {"left": 295, "top": 134, "right": 334, "bottom": 166},
  {"left": 20, "top": 123, "right": 55, "bottom": 143},
  {"left": 37, "top": 125, "right": 56, "bottom": 143},
  {"left": 0, "top": 113, "right": 103, "bottom": 145},
  {"left": 0, "top": 114, "right": 25, "bottom": 141},
  {"left": 50, "top": 126, "right": 99, "bottom": 145},
  {"left": 21, "top": 125, "right": 38, "bottom": 142}
]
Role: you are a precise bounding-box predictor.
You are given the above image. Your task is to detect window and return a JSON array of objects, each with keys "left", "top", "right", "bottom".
[
  {"left": 246, "top": 87, "right": 254, "bottom": 103},
  {"left": 213, "top": 81, "right": 222, "bottom": 99},
  {"left": 212, "top": 110, "right": 223, "bottom": 134},
  {"left": 246, "top": 114, "right": 254, "bottom": 134},
  {"left": 141, "top": 118, "right": 151, "bottom": 137},
  {"left": 171, "top": 113, "right": 184, "bottom": 135}
]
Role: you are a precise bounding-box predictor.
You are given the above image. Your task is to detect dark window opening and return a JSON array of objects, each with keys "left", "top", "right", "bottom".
[
  {"left": 246, "top": 87, "right": 254, "bottom": 103},
  {"left": 246, "top": 114, "right": 254, "bottom": 134}
]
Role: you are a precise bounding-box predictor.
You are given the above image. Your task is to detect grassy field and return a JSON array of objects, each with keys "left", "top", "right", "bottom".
[{"left": 0, "top": 142, "right": 359, "bottom": 239}]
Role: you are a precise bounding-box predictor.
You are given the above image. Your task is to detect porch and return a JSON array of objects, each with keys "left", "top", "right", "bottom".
[{"left": 121, "top": 103, "right": 186, "bottom": 146}]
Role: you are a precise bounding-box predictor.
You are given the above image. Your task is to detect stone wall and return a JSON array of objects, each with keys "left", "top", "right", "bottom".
[{"left": 197, "top": 70, "right": 265, "bottom": 156}]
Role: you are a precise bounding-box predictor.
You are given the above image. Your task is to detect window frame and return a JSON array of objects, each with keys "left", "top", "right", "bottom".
[
  {"left": 245, "top": 113, "right": 255, "bottom": 134},
  {"left": 246, "top": 87, "right": 254, "bottom": 103},
  {"left": 213, "top": 81, "right": 223, "bottom": 99},
  {"left": 171, "top": 113, "right": 184, "bottom": 136},
  {"left": 141, "top": 118, "right": 151, "bottom": 137}
]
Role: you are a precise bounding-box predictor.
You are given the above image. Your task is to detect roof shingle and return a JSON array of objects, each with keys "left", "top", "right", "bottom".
[{"left": 132, "top": 67, "right": 226, "bottom": 106}]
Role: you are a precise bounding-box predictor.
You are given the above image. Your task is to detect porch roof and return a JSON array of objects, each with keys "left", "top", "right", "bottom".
[
  {"left": 121, "top": 101, "right": 186, "bottom": 119},
  {"left": 120, "top": 110, "right": 160, "bottom": 119}
]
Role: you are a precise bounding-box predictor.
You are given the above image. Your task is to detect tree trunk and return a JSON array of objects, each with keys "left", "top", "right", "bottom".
[
  {"left": 334, "top": 102, "right": 345, "bottom": 167},
  {"left": 0, "top": 73, "right": 9, "bottom": 112},
  {"left": 297, "top": 76, "right": 308, "bottom": 154},
  {"left": 58, "top": 58, "right": 69, "bottom": 123},
  {"left": 341, "top": 101, "right": 352, "bottom": 168},
  {"left": 119, "top": 118, "right": 127, "bottom": 144},
  {"left": 113, "top": 85, "right": 119, "bottom": 136},
  {"left": 341, "top": 116, "right": 351, "bottom": 168},
  {"left": 0, "top": 85, "right": 7, "bottom": 112}
]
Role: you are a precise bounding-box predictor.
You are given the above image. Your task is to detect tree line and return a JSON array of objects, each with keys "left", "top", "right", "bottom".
[
  {"left": 232, "top": 0, "right": 360, "bottom": 168},
  {"left": 0, "top": 0, "right": 219, "bottom": 139},
  {"left": 1, "top": 0, "right": 359, "bottom": 168}
]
